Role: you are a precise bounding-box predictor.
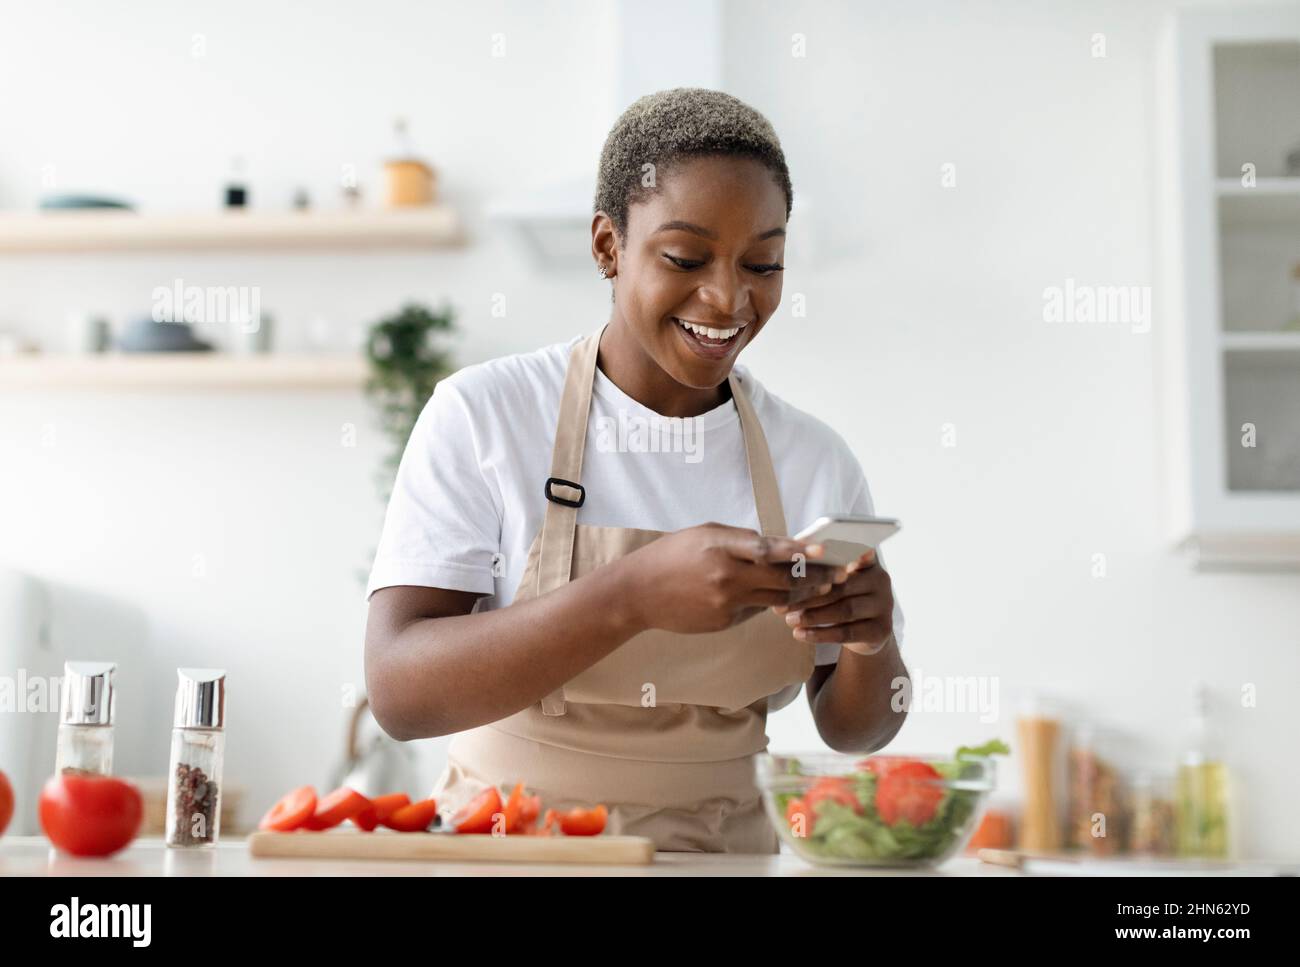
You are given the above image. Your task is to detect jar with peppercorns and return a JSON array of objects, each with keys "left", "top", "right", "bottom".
[{"left": 165, "top": 668, "right": 226, "bottom": 849}]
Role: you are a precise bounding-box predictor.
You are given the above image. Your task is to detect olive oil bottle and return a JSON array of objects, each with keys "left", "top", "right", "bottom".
[{"left": 1175, "top": 685, "right": 1231, "bottom": 859}]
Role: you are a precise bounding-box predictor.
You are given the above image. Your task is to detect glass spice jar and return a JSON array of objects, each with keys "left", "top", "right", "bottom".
[
  {"left": 1015, "top": 697, "right": 1064, "bottom": 852},
  {"left": 1066, "top": 724, "right": 1126, "bottom": 856},
  {"left": 165, "top": 668, "right": 226, "bottom": 849},
  {"left": 1129, "top": 772, "right": 1177, "bottom": 856},
  {"left": 55, "top": 661, "right": 116, "bottom": 775}
]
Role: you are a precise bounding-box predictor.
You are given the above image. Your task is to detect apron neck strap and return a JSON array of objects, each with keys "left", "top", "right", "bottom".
[
  {"left": 536, "top": 325, "right": 786, "bottom": 596},
  {"left": 727, "top": 368, "right": 788, "bottom": 538}
]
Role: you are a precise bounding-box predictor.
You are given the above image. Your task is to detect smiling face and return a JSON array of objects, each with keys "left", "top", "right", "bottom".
[{"left": 601, "top": 154, "right": 788, "bottom": 392}]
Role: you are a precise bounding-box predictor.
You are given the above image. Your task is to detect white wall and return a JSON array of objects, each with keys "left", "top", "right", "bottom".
[
  {"left": 724, "top": 0, "right": 1300, "bottom": 858},
  {"left": 1, "top": 0, "right": 1296, "bottom": 857},
  {"left": 0, "top": 0, "right": 622, "bottom": 826}
]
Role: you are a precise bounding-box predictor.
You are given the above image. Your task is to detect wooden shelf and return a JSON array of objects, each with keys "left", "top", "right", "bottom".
[
  {"left": 1221, "top": 331, "right": 1300, "bottom": 353},
  {"left": 0, "top": 353, "right": 369, "bottom": 390},
  {"left": 0, "top": 209, "right": 465, "bottom": 253},
  {"left": 1217, "top": 178, "right": 1300, "bottom": 226},
  {"left": 1183, "top": 531, "right": 1300, "bottom": 570},
  {"left": 1215, "top": 177, "right": 1300, "bottom": 196}
]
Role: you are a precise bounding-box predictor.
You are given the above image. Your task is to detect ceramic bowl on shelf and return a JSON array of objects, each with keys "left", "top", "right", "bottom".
[{"left": 117, "top": 318, "right": 213, "bottom": 352}]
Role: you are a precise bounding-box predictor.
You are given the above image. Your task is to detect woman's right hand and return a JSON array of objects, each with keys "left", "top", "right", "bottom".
[{"left": 615, "top": 523, "right": 847, "bottom": 635}]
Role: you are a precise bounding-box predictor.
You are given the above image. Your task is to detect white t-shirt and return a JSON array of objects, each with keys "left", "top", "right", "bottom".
[{"left": 366, "top": 333, "right": 904, "bottom": 667}]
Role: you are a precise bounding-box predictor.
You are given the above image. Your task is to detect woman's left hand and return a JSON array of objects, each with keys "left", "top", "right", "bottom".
[{"left": 772, "top": 549, "right": 893, "bottom": 655}]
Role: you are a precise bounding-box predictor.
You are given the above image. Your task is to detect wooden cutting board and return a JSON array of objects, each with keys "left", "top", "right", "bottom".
[{"left": 247, "top": 829, "right": 656, "bottom": 865}]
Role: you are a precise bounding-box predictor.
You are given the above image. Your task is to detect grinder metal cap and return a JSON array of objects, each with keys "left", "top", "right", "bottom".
[
  {"left": 60, "top": 661, "right": 117, "bottom": 726},
  {"left": 174, "top": 667, "right": 226, "bottom": 730}
]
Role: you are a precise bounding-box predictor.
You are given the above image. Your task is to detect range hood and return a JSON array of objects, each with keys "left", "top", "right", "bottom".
[{"left": 487, "top": 0, "right": 723, "bottom": 265}]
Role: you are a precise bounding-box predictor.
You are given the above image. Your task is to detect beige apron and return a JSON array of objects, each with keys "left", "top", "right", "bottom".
[{"left": 433, "top": 325, "right": 814, "bottom": 852}]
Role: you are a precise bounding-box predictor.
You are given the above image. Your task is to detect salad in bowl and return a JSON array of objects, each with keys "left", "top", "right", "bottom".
[{"left": 756, "top": 739, "right": 1009, "bottom": 867}]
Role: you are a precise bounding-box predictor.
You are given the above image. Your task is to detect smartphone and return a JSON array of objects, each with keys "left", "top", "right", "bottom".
[{"left": 793, "top": 515, "right": 900, "bottom": 567}]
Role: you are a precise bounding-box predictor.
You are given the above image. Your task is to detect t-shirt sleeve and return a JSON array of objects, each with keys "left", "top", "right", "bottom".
[
  {"left": 364, "top": 377, "right": 501, "bottom": 601},
  {"left": 813, "top": 467, "right": 906, "bottom": 666}
]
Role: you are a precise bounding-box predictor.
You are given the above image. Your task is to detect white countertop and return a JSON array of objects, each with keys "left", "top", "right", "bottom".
[{"left": 0, "top": 836, "right": 1018, "bottom": 877}]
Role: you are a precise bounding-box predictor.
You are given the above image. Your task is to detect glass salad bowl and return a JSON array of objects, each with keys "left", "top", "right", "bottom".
[{"left": 755, "top": 748, "right": 999, "bottom": 868}]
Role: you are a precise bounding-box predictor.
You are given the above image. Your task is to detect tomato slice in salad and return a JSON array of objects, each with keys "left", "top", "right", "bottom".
[
  {"left": 875, "top": 760, "right": 945, "bottom": 826},
  {"left": 259, "top": 786, "right": 318, "bottom": 832},
  {"left": 857, "top": 755, "right": 920, "bottom": 777},
  {"left": 451, "top": 786, "right": 503, "bottom": 834},
  {"left": 556, "top": 804, "right": 607, "bottom": 836},
  {"left": 382, "top": 798, "right": 440, "bottom": 832},
  {"left": 304, "top": 787, "right": 371, "bottom": 830},
  {"left": 785, "top": 797, "right": 812, "bottom": 838},
  {"left": 352, "top": 792, "right": 411, "bottom": 831},
  {"left": 805, "top": 776, "right": 861, "bottom": 815}
]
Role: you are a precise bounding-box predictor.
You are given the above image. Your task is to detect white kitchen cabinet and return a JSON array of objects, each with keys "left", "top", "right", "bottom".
[{"left": 1157, "top": 5, "right": 1300, "bottom": 567}]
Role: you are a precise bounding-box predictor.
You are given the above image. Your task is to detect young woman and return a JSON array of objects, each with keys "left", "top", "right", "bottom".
[{"left": 364, "top": 88, "right": 907, "bottom": 853}]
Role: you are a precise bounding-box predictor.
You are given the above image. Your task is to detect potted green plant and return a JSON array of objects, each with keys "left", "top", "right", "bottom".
[{"left": 364, "top": 301, "right": 457, "bottom": 502}]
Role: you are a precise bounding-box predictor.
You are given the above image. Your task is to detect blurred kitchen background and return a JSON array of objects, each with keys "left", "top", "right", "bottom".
[{"left": 1, "top": 0, "right": 1298, "bottom": 862}]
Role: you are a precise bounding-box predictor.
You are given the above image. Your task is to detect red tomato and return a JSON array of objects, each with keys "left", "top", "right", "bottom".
[
  {"left": 532, "top": 808, "right": 560, "bottom": 836},
  {"left": 557, "top": 804, "right": 607, "bottom": 836},
  {"left": 857, "top": 753, "right": 909, "bottom": 779},
  {"left": 965, "top": 809, "right": 1013, "bottom": 852},
  {"left": 39, "top": 774, "right": 143, "bottom": 857},
  {"left": 785, "top": 797, "right": 812, "bottom": 838},
  {"left": 352, "top": 792, "right": 410, "bottom": 831},
  {"left": 875, "top": 761, "right": 945, "bottom": 826},
  {"left": 501, "top": 782, "right": 525, "bottom": 833},
  {"left": 382, "top": 798, "right": 439, "bottom": 832},
  {"left": 0, "top": 770, "right": 13, "bottom": 837},
  {"left": 258, "top": 786, "right": 317, "bottom": 832},
  {"left": 304, "top": 787, "right": 370, "bottom": 830},
  {"left": 522, "top": 809, "right": 558, "bottom": 836},
  {"left": 518, "top": 793, "right": 542, "bottom": 828},
  {"left": 450, "top": 786, "right": 503, "bottom": 834},
  {"left": 858, "top": 755, "right": 922, "bottom": 777},
  {"left": 805, "top": 776, "right": 861, "bottom": 815}
]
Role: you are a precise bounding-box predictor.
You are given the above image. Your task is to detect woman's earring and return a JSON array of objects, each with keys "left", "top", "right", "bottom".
[{"left": 597, "top": 264, "right": 608, "bottom": 279}]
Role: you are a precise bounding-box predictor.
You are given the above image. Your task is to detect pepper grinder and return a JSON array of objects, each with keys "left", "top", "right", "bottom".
[
  {"left": 165, "top": 668, "right": 226, "bottom": 849},
  {"left": 56, "top": 661, "right": 116, "bottom": 775}
]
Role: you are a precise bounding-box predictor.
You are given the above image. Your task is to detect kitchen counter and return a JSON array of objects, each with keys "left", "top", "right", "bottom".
[{"left": 0, "top": 836, "right": 1017, "bottom": 877}]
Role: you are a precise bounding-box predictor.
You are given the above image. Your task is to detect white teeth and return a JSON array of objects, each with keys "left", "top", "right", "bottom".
[{"left": 676, "top": 318, "right": 742, "bottom": 340}]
